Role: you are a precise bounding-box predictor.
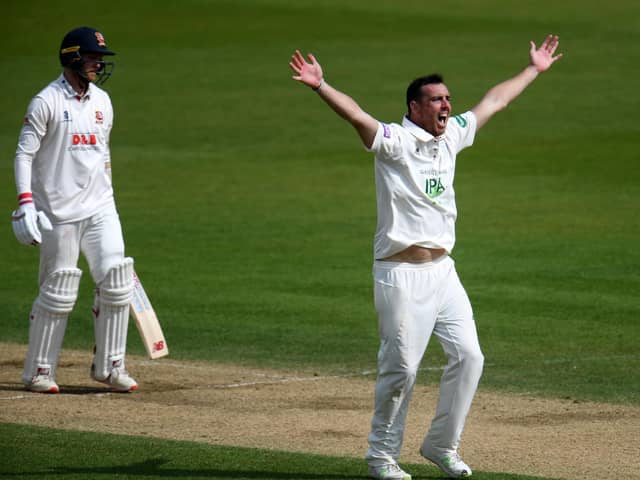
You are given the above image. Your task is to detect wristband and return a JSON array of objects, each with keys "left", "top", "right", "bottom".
[
  {"left": 18, "top": 192, "right": 33, "bottom": 205},
  {"left": 312, "top": 79, "right": 324, "bottom": 91}
]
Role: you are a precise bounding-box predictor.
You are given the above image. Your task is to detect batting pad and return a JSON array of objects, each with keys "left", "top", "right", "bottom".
[
  {"left": 93, "top": 257, "right": 134, "bottom": 379},
  {"left": 22, "top": 268, "right": 82, "bottom": 383}
]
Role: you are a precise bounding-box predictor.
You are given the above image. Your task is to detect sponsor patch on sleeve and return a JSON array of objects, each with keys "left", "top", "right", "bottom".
[
  {"left": 453, "top": 114, "right": 468, "bottom": 128},
  {"left": 382, "top": 123, "right": 391, "bottom": 139}
]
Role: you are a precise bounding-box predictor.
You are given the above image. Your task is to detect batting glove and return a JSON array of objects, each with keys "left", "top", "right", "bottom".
[{"left": 11, "top": 199, "right": 53, "bottom": 246}]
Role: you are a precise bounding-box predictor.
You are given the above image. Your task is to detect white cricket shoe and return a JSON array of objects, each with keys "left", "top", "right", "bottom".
[
  {"left": 368, "top": 463, "right": 412, "bottom": 480},
  {"left": 91, "top": 365, "right": 138, "bottom": 392},
  {"left": 420, "top": 447, "right": 472, "bottom": 478},
  {"left": 24, "top": 374, "right": 59, "bottom": 394}
]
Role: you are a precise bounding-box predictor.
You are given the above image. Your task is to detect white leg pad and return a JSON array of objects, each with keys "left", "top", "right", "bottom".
[
  {"left": 93, "top": 257, "right": 134, "bottom": 379},
  {"left": 22, "top": 268, "right": 82, "bottom": 384}
]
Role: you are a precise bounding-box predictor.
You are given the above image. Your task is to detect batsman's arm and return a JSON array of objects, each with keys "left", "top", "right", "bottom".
[
  {"left": 15, "top": 97, "right": 49, "bottom": 196},
  {"left": 289, "top": 50, "right": 378, "bottom": 149},
  {"left": 12, "top": 98, "right": 53, "bottom": 246},
  {"left": 472, "top": 35, "right": 563, "bottom": 130},
  {"left": 104, "top": 97, "right": 114, "bottom": 181}
]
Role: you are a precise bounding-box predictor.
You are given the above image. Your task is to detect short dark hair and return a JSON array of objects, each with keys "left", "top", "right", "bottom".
[{"left": 406, "top": 74, "right": 444, "bottom": 114}]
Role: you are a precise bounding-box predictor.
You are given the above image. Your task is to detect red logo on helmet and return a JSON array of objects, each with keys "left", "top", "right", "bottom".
[
  {"left": 95, "top": 32, "right": 106, "bottom": 47},
  {"left": 72, "top": 133, "right": 97, "bottom": 145},
  {"left": 95, "top": 111, "right": 104, "bottom": 124}
]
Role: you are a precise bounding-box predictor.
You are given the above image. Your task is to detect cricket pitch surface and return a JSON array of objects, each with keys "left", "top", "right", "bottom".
[{"left": 1, "top": 342, "right": 638, "bottom": 480}]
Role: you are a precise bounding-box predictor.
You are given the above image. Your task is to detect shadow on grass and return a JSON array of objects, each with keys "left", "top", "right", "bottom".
[
  {"left": 10, "top": 457, "right": 365, "bottom": 479},
  {"left": 4, "top": 457, "right": 447, "bottom": 479}
]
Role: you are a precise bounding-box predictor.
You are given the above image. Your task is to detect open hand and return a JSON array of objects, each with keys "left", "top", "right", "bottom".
[
  {"left": 289, "top": 50, "right": 323, "bottom": 89},
  {"left": 530, "top": 35, "right": 563, "bottom": 73}
]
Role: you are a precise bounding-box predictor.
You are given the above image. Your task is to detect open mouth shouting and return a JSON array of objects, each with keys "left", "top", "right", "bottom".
[{"left": 437, "top": 112, "right": 448, "bottom": 131}]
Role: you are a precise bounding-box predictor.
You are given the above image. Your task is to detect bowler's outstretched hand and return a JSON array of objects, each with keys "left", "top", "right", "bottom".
[
  {"left": 289, "top": 50, "right": 323, "bottom": 89},
  {"left": 530, "top": 35, "right": 563, "bottom": 72}
]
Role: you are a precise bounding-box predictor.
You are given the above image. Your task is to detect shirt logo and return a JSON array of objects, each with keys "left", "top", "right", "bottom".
[
  {"left": 72, "top": 133, "right": 97, "bottom": 145},
  {"left": 453, "top": 115, "right": 467, "bottom": 128},
  {"left": 425, "top": 177, "right": 446, "bottom": 199},
  {"left": 69, "top": 133, "right": 99, "bottom": 151},
  {"left": 23, "top": 116, "right": 30, "bottom": 125},
  {"left": 95, "top": 111, "right": 103, "bottom": 124},
  {"left": 382, "top": 123, "right": 391, "bottom": 139},
  {"left": 63, "top": 110, "right": 72, "bottom": 122}
]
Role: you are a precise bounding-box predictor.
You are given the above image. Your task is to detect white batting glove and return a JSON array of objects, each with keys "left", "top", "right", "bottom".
[{"left": 11, "top": 202, "right": 53, "bottom": 246}]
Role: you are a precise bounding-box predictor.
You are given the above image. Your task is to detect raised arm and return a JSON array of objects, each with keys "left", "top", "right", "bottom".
[
  {"left": 289, "top": 50, "right": 379, "bottom": 149},
  {"left": 471, "top": 35, "right": 563, "bottom": 129}
]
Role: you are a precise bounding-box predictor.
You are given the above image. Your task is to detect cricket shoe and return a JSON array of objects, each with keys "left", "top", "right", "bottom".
[
  {"left": 368, "top": 463, "right": 411, "bottom": 480},
  {"left": 420, "top": 447, "right": 472, "bottom": 478},
  {"left": 91, "top": 364, "right": 138, "bottom": 392},
  {"left": 24, "top": 374, "right": 59, "bottom": 394}
]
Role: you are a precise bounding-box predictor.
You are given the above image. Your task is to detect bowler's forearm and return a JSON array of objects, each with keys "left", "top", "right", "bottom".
[
  {"left": 315, "top": 81, "right": 378, "bottom": 148},
  {"left": 472, "top": 65, "right": 541, "bottom": 128},
  {"left": 484, "top": 65, "right": 539, "bottom": 111},
  {"left": 316, "top": 81, "right": 364, "bottom": 122}
]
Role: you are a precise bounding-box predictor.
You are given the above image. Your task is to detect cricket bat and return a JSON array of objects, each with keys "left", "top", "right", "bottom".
[{"left": 130, "top": 270, "right": 169, "bottom": 359}]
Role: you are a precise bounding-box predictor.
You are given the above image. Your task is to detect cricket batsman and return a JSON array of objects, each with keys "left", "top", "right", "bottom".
[
  {"left": 11, "top": 26, "right": 138, "bottom": 393},
  {"left": 290, "top": 35, "right": 562, "bottom": 479}
]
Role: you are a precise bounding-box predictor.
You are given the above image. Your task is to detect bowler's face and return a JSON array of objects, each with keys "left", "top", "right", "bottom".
[{"left": 410, "top": 83, "right": 451, "bottom": 137}]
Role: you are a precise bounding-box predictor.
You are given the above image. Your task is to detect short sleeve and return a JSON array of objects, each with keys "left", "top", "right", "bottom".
[
  {"left": 447, "top": 111, "right": 477, "bottom": 153},
  {"left": 366, "top": 122, "right": 403, "bottom": 162}
]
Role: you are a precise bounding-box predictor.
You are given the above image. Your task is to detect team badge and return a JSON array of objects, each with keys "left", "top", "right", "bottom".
[
  {"left": 95, "top": 111, "right": 104, "bottom": 124},
  {"left": 95, "top": 32, "right": 107, "bottom": 47}
]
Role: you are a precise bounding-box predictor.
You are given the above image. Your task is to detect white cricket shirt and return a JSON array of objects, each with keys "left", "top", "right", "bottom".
[
  {"left": 14, "top": 74, "right": 115, "bottom": 223},
  {"left": 367, "top": 111, "right": 477, "bottom": 259}
]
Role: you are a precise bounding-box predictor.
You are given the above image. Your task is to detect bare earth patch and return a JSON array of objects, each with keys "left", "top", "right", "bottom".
[{"left": 1, "top": 342, "right": 638, "bottom": 479}]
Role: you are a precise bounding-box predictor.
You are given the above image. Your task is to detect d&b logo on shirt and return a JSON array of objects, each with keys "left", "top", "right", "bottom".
[
  {"left": 68, "top": 133, "right": 100, "bottom": 151},
  {"left": 71, "top": 133, "right": 97, "bottom": 145}
]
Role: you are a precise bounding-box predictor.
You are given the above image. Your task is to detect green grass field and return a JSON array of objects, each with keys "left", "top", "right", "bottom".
[
  {"left": 1, "top": 1, "right": 639, "bottom": 478},
  {"left": 0, "top": 423, "right": 549, "bottom": 480}
]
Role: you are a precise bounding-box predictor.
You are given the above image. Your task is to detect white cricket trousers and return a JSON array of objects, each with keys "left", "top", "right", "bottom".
[
  {"left": 38, "top": 203, "right": 125, "bottom": 285},
  {"left": 22, "top": 203, "right": 127, "bottom": 383},
  {"left": 366, "top": 255, "right": 484, "bottom": 466}
]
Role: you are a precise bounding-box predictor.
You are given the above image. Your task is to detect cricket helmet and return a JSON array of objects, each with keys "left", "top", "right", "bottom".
[{"left": 59, "top": 27, "right": 115, "bottom": 85}]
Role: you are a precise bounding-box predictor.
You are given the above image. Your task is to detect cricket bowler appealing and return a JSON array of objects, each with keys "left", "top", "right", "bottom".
[
  {"left": 290, "top": 36, "right": 562, "bottom": 480},
  {"left": 11, "top": 27, "right": 138, "bottom": 393}
]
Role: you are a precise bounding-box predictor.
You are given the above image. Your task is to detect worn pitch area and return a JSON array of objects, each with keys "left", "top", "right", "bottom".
[{"left": 1, "top": 342, "right": 638, "bottom": 480}]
